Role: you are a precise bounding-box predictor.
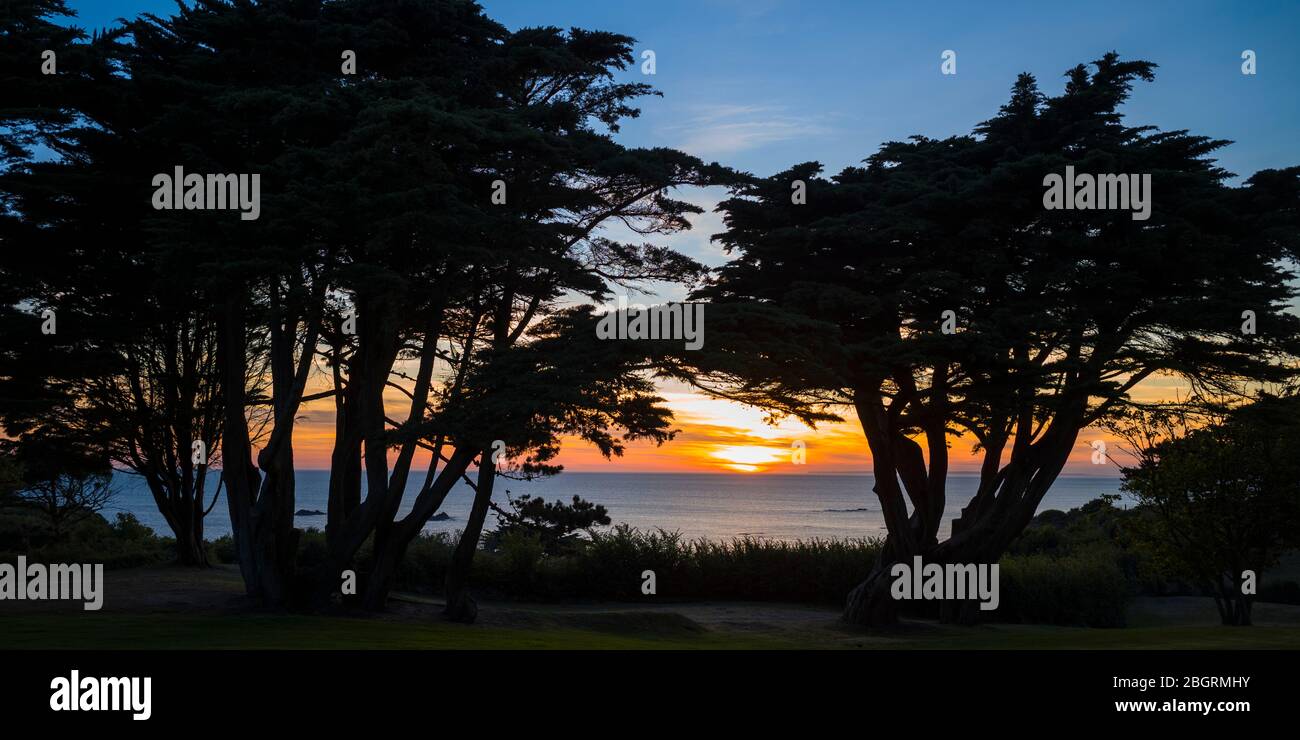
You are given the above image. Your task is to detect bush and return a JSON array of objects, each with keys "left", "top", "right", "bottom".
[
  {"left": 9, "top": 495, "right": 1135, "bottom": 628},
  {"left": 1259, "top": 580, "right": 1300, "bottom": 605},
  {"left": 392, "top": 531, "right": 455, "bottom": 591},
  {"left": 208, "top": 534, "right": 237, "bottom": 565},
  {"left": 1000, "top": 548, "right": 1131, "bottom": 627},
  {"left": 0, "top": 505, "right": 51, "bottom": 551},
  {"left": 325, "top": 522, "right": 1131, "bottom": 627},
  {"left": 378, "top": 524, "right": 884, "bottom": 604},
  {"left": 497, "top": 531, "right": 546, "bottom": 593},
  {"left": 0, "top": 511, "right": 172, "bottom": 569}
]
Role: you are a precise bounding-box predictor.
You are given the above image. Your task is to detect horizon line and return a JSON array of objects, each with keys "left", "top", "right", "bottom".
[{"left": 113, "top": 468, "right": 1124, "bottom": 478}]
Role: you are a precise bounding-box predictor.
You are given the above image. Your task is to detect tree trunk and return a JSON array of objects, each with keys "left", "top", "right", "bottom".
[
  {"left": 444, "top": 448, "right": 496, "bottom": 623},
  {"left": 842, "top": 408, "right": 1081, "bottom": 627},
  {"left": 173, "top": 520, "right": 208, "bottom": 567},
  {"left": 843, "top": 562, "right": 900, "bottom": 626},
  {"left": 141, "top": 476, "right": 211, "bottom": 567},
  {"left": 353, "top": 446, "right": 477, "bottom": 610},
  {"left": 171, "top": 484, "right": 211, "bottom": 567},
  {"left": 218, "top": 293, "right": 265, "bottom": 598},
  {"left": 844, "top": 544, "right": 992, "bottom": 627},
  {"left": 362, "top": 536, "right": 411, "bottom": 611},
  {"left": 1213, "top": 576, "right": 1253, "bottom": 626}
]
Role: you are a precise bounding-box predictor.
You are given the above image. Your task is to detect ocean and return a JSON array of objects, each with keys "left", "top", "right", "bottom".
[{"left": 106, "top": 471, "right": 1127, "bottom": 543}]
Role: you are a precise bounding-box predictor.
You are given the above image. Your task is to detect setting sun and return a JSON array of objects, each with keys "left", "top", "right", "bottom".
[{"left": 708, "top": 444, "right": 790, "bottom": 472}]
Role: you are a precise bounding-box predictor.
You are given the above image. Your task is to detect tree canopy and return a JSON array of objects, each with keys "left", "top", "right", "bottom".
[
  {"left": 0, "top": 0, "right": 739, "bottom": 612},
  {"left": 678, "top": 53, "right": 1300, "bottom": 624},
  {"left": 1113, "top": 395, "right": 1300, "bottom": 626}
]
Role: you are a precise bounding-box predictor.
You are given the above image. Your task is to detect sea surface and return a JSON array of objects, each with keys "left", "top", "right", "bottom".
[{"left": 106, "top": 471, "right": 1127, "bottom": 543}]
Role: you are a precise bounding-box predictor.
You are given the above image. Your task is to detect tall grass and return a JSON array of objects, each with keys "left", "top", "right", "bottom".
[
  {"left": 352, "top": 524, "right": 883, "bottom": 604},
  {"left": 574, "top": 524, "right": 882, "bottom": 602},
  {"left": 337, "top": 524, "right": 1132, "bottom": 626}
]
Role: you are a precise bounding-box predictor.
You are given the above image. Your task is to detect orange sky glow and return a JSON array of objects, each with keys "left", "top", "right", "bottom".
[{"left": 277, "top": 371, "right": 1189, "bottom": 476}]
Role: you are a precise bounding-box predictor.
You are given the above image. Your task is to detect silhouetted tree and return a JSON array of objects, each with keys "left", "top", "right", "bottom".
[
  {"left": 489, "top": 493, "right": 611, "bottom": 555},
  {"left": 4, "top": 0, "right": 735, "bottom": 612},
  {"left": 0, "top": 2, "right": 231, "bottom": 565},
  {"left": 1110, "top": 396, "right": 1300, "bottom": 626},
  {"left": 1, "top": 427, "right": 114, "bottom": 539},
  {"left": 678, "top": 54, "right": 1300, "bottom": 625},
  {"left": 14, "top": 473, "right": 114, "bottom": 539},
  {"left": 0, "top": 452, "right": 21, "bottom": 506},
  {"left": 0, "top": 0, "right": 95, "bottom": 168}
]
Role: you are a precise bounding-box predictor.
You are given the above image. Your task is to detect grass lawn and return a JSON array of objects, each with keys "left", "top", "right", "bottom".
[
  {"left": 3, "top": 611, "right": 1299, "bottom": 650},
  {"left": 0, "top": 613, "right": 799, "bottom": 650},
  {"left": 2, "top": 565, "right": 1298, "bottom": 650}
]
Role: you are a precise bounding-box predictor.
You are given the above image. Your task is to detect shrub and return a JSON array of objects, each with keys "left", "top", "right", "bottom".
[
  {"left": 486, "top": 494, "right": 610, "bottom": 556},
  {"left": 497, "top": 531, "right": 546, "bottom": 593},
  {"left": 1259, "top": 580, "right": 1300, "bottom": 605},
  {"left": 0, "top": 511, "right": 171, "bottom": 569},
  {"left": 208, "top": 534, "right": 236, "bottom": 565},
  {"left": 392, "top": 532, "right": 455, "bottom": 591},
  {"left": 332, "top": 522, "right": 1131, "bottom": 626},
  {"left": 1000, "top": 548, "right": 1131, "bottom": 627}
]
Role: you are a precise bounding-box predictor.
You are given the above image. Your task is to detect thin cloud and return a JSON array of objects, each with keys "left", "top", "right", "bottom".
[{"left": 666, "top": 104, "right": 831, "bottom": 157}]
